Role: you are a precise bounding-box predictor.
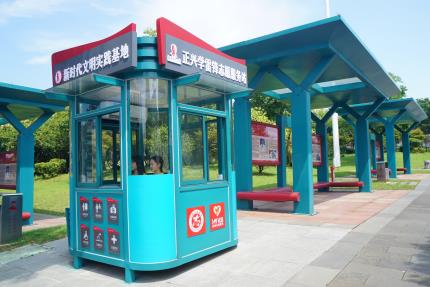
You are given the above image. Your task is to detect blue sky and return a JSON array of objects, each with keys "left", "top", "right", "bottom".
[{"left": 0, "top": 0, "right": 429, "bottom": 99}]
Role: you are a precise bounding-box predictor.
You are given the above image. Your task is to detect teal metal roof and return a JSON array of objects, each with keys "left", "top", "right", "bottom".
[
  {"left": 339, "top": 98, "right": 428, "bottom": 127},
  {"left": 0, "top": 82, "right": 67, "bottom": 123},
  {"left": 220, "top": 16, "right": 400, "bottom": 109}
]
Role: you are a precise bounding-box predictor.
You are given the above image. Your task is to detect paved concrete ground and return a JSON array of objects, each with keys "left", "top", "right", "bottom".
[
  {"left": 0, "top": 176, "right": 429, "bottom": 286},
  {"left": 285, "top": 175, "right": 430, "bottom": 287},
  {"left": 23, "top": 213, "right": 66, "bottom": 232}
]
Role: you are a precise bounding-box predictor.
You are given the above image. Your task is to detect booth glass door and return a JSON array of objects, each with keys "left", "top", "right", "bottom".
[
  {"left": 176, "top": 105, "right": 231, "bottom": 257},
  {"left": 179, "top": 111, "right": 227, "bottom": 186}
]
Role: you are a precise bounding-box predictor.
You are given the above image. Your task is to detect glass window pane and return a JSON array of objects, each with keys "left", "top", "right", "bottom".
[
  {"left": 78, "top": 119, "right": 96, "bottom": 184},
  {"left": 178, "top": 86, "right": 225, "bottom": 110},
  {"left": 101, "top": 112, "right": 120, "bottom": 185},
  {"left": 181, "top": 113, "right": 204, "bottom": 182},
  {"left": 207, "top": 116, "right": 225, "bottom": 181},
  {"left": 78, "top": 86, "right": 121, "bottom": 113},
  {"left": 129, "top": 78, "right": 170, "bottom": 175}
]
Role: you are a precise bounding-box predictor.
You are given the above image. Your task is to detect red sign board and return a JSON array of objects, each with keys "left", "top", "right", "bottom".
[
  {"left": 252, "top": 122, "right": 280, "bottom": 166},
  {"left": 209, "top": 202, "right": 226, "bottom": 231},
  {"left": 312, "top": 135, "right": 322, "bottom": 167},
  {"left": 186, "top": 206, "right": 206, "bottom": 237},
  {"left": 0, "top": 151, "right": 16, "bottom": 189},
  {"left": 156, "top": 17, "right": 247, "bottom": 87},
  {"left": 51, "top": 24, "right": 137, "bottom": 86}
]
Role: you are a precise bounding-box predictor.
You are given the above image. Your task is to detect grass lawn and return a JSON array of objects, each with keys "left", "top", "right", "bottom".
[
  {"left": 0, "top": 152, "right": 428, "bottom": 216},
  {"left": 253, "top": 151, "right": 430, "bottom": 190},
  {"left": 0, "top": 225, "right": 67, "bottom": 252},
  {"left": 33, "top": 174, "right": 69, "bottom": 215}
]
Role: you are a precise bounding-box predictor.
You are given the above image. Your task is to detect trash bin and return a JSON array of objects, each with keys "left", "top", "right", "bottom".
[
  {"left": 0, "top": 193, "right": 23, "bottom": 244},
  {"left": 376, "top": 161, "right": 389, "bottom": 182},
  {"left": 424, "top": 160, "right": 430, "bottom": 169}
]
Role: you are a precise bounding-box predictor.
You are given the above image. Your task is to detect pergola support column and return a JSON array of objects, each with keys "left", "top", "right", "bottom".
[
  {"left": 342, "top": 97, "right": 385, "bottom": 192},
  {"left": 312, "top": 103, "right": 338, "bottom": 191},
  {"left": 370, "top": 135, "right": 377, "bottom": 170},
  {"left": 402, "top": 132, "right": 411, "bottom": 174},
  {"left": 355, "top": 117, "right": 372, "bottom": 192},
  {"left": 385, "top": 122, "right": 397, "bottom": 178},
  {"left": 276, "top": 115, "right": 287, "bottom": 188},
  {"left": 291, "top": 89, "right": 314, "bottom": 214},
  {"left": 0, "top": 106, "right": 53, "bottom": 224},
  {"left": 233, "top": 97, "right": 253, "bottom": 210},
  {"left": 264, "top": 55, "right": 336, "bottom": 214},
  {"left": 395, "top": 121, "right": 419, "bottom": 175},
  {"left": 376, "top": 133, "right": 385, "bottom": 162}
]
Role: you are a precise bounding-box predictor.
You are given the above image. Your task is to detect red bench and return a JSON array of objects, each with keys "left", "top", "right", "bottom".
[
  {"left": 237, "top": 187, "right": 299, "bottom": 202},
  {"left": 22, "top": 212, "right": 31, "bottom": 221},
  {"left": 313, "top": 181, "right": 363, "bottom": 190}
]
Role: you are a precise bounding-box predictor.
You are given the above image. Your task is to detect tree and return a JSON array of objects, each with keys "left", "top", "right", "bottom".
[
  {"left": 417, "top": 98, "right": 430, "bottom": 134},
  {"left": 388, "top": 72, "right": 407, "bottom": 99},
  {"left": 143, "top": 27, "right": 157, "bottom": 37}
]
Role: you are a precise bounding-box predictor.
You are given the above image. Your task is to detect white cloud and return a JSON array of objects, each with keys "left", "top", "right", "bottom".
[
  {"left": 21, "top": 31, "right": 93, "bottom": 66},
  {"left": 127, "top": 0, "right": 322, "bottom": 47},
  {"left": 0, "top": 0, "right": 68, "bottom": 23},
  {"left": 26, "top": 55, "right": 50, "bottom": 65}
]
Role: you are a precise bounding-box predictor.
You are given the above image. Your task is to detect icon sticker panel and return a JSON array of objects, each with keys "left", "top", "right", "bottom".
[
  {"left": 93, "top": 226, "right": 104, "bottom": 251},
  {"left": 80, "top": 224, "right": 90, "bottom": 248},
  {"left": 93, "top": 197, "right": 103, "bottom": 222},
  {"left": 107, "top": 198, "right": 119, "bottom": 224},
  {"left": 108, "top": 228, "right": 120, "bottom": 255},
  {"left": 80, "top": 197, "right": 89, "bottom": 220}
]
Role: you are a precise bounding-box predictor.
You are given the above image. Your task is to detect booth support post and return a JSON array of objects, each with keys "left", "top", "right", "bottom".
[
  {"left": 342, "top": 97, "right": 384, "bottom": 192},
  {"left": 234, "top": 97, "right": 253, "bottom": 210},
  {"left": 0, "top": 106, "right": 53, "bottom": 224},
  {"left": 276, "top": 115, "right": 288, "bottom": 188},
  {"left": 385, "top": 122, "right": 397, "bottom": 178}
]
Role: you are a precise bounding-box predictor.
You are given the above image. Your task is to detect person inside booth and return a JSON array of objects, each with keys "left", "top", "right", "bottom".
[
  {"left": 149, "top": 155, "right": 164, "bottom": 174},
  {"left": 131, "top": 156, "right": 145, "bottom": 175}
]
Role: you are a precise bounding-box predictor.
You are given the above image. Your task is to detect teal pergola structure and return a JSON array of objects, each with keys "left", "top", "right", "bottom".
[
  {"left": 339, "top": 98, "right": 428, "bottom": 178},
  {"left": 221, "top": 16, "right": 400, "bottom": 214},
  {"left": 0, "top": 82, "right": 67, "bottom": 224}
]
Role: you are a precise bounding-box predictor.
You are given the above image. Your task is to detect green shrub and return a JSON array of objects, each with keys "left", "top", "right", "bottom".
[{"left": 35, "top": 158, "right": 67, "bottom": 179}]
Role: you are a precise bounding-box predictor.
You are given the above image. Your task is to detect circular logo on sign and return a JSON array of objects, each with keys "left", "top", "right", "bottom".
[
  {"left": 188, "top": 209, "right": 204, "bottom": 233},
  {"left": 170, "top": 43, "right": 177, "bottom": 58},
  {"left": 54, "top": 70, "right": 62, "bottom": 84}
]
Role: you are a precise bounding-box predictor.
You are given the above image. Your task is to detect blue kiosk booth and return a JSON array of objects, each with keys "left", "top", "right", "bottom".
[{"left": 48, "top": 18, "right": 249, "bottom": 282}]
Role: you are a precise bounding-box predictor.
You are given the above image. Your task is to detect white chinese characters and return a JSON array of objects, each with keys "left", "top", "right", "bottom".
[
  {"left": 166, "top": 43, "right": 247, "bottom": 85},
  {"left": 60, "top": 43, "right": 130, "bottom": 83}
]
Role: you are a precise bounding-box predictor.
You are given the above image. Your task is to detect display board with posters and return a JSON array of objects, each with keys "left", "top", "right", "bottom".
[
  {"left": 312, "top": 135, "right": 323, "bottom": 167},
  {"left": 0, "top": 151, "right": 16, "bottom": 189},
  {"left": 375, "top": 141, "right": 382, "bottom": 161},
  {"left": 251, "top": 122, "right": 280, "bottom": 166}
]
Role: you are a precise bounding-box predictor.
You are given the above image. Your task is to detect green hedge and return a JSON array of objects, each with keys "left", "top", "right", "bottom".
[{"left": 35, "top": 158, "right": 67, "bottom": 179}]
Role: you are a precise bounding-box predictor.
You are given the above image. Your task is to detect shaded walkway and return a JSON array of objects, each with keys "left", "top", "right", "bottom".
[{"left": 240, "top": 188, "right": 411, "bottom": 228}]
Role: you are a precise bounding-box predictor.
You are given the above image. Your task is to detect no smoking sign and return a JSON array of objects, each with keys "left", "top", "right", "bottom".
[{"left": 186, "top": 206, "right": 206, "bottom": 237}]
